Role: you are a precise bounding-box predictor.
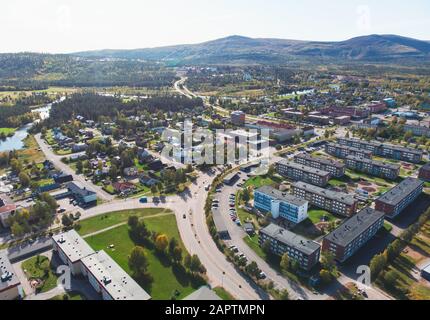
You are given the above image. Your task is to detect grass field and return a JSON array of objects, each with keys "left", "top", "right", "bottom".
[
  {"left": 85, "top": 214, "right": 198, "bottom": 300},
  {"left": 244, "top": 175, "right": 278, "bottom": 189},
  {"left": 50, "top": 291, "right": 86, "bottom": 300},
  {"left": 77, "top": 208, "right": 172, "bottom": 236},
  {"left": 307, "top": 209, "right": 336, "bottom": 224},
  {"left": 16, "top": 135, "right": 45, "bottom": 163},
  {"left": 0, "top": 128, "right": 16, "bottom": 135},
  {"left": 21, "top": 255, "right": 58, "bottom": 293},
  {"left": 213, "top": 287, "right": 235, "bottom": 300},
  {"left": 377, "top": 220, "right": 430, "bottom": 300}
]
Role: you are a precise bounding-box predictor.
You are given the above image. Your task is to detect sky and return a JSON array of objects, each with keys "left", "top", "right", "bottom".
[{"left": 0, "top": 0, "right": 429, "bottom": 53}]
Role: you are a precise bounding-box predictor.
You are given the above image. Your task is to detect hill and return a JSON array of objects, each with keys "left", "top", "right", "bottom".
[{"left": 74, "top": 34, "right": 430, "bottom": 64}]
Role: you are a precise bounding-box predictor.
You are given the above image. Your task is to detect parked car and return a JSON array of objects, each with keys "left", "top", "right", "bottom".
[{"left": 139, "top": 197, "right": 148, "bottom": 204}]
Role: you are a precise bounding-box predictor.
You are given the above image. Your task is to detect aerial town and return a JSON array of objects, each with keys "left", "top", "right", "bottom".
[{"left": 1, "top": 1, "right": 430, "bottom": 306}]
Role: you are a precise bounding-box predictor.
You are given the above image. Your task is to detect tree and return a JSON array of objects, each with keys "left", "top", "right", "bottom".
[
  {"left": 383, "top": 270, "right": 398, "bottom": 289},
  {"left": 19, "top": 172, "right": 30, "bottom": 188},
  {"left": 321, "top": 251, "right": 336, "bottom": 273},
  {"left": 184, "top": 253, "right": 192, "bottom": 270},
  {"left": 369, "top": 253, "right": 387, "bottom": 281},
  {"left": 61, "top": 214, "right": 73, "bottom": 227},
  {"left": 168, "top": 238, "right": 179, "bottom": 256},
  {"left": 262, "top": 240, "right": 271, "bottom": 255},
  {"left": 279, "top": 289, "right": 290, "bottom": 300},
  {"left": 319, "top": 269, "right": 332, "bottom": 285},
  {"left": 11, "top": 221, "right": 25, "bottom": 237},
  {"left": 280, "top": 253, "right": 290, "bottom": 272},
  {"left": 155, "top": 234, "right": 169, "bottom": 253},
  {"left": 245, "top": 261, "right": 260, "bottom": 278},
  {"left": 76, "top": 160, "right": 83, "bottom": 174},
  {"left": 128, "top": 246, "right": 150, "bottom": 280},
  {"left": 128, "top": 215, "right": 139, "bottom": 229},
  {"left": 242, "top": 188, "right": 251, "bottom": 203},
  {"left": 109, "top": 164, "right": 118, "bottom": 180},
  {"left": 190, "top": 254, "right": 205, "bottom": 274},
  {"left": 39, "top": 193, "right": 58, "bottom": 211},
  {"left": 172, "top": 247, "right": 183, "bottom": 265},
  {"left": 150, "top": 184, "right": 157, "bottom": 195}
]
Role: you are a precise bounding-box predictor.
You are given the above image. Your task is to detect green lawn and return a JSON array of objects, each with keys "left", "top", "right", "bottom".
[
  {"left": 0, "top": 127, "right": 16, "bottom": 135},
  {"left": 77, "top": 208, "right": 172, "bottom": 236},
  {"left": 50, "top": 291, "right": 86, "bottom": 300},
  {"left": 85, "top": 215, "right": 199, "bottom": 300},
  {"left": 245, "top": 176, "right": 277, "bottom": 189},
  {"left": 243, "top": 234, "right": 266, "bottom": 259},
  {"left": 213, "top": 287, "right": 235, "bottom": 300},
  {"left": 21, "top": 255, "right": 59, "bottom": 293},
  {"left": 307, "top": 209, "right": 336, "bottom": 224}
]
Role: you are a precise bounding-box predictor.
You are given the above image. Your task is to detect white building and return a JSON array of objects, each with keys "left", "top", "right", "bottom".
[
  {"left": 0, "top": 250, "right": 22, "bottom": 300},
  {"left": 52, "top": 230, "right": 96, "bottom": 275},
  {"left": 81, "top": 250, "right": 151, "bottom": 300}
]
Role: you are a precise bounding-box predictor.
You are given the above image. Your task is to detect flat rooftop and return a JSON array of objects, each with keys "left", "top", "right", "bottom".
[
  {"left": 0, "top": 250, "right": 20, "bottom": 292},
  {"left": 346, "top": 155, "right": 401, "bottom": 170},
  {"left": 256, "top": 185, "right": 308, "bottom": 207},
  {"left": 81, "top": 250, "right": 151, "bottom": 300},
  {"left": 295, "top": 153, "right": 345, "bottom": 169},
  {"left": 260, "top": 224, "right": 320, "bottom": 256},
  {"left": 52, "top": 230, "right": 95, "bottom": 263},
  {"left": 377, "top": 178, "right": 424, "bottom": 206},
  {"left": 277, "top": 160, "right": 330, "bottom": 177},
  {"left": 292, "top": 182, "right": 356, "bottom": 206},
  {"left": 324, "top": 207, "right": 385, "bottom": 247},
  {"left": 327, "top": 143, "right": 372, "bottom": 155},
  {"left": 338, "top": 137, "right": 423, "bottom": 156}
]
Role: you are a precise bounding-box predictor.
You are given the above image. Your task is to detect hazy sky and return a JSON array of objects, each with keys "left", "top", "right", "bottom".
[{"left": 1, "top": 0, "right": 429, "bottom": 53}]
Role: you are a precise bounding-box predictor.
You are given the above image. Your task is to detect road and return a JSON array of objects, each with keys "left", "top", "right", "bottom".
[
  {"left": 80, "top": 170, "right": 267, "bottom": 300},
  {"left": 214, "top": 172, "right": 325, "bottom": 300},
  {"left": 32, "top": 134, "right": 269, "bottom": 298},
  {"left": 34, "top": 134, "right": 114, "bottom": 202}
]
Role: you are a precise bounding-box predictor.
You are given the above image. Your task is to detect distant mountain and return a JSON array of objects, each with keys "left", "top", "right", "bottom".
[{"left": 74, "top": 34, "right": 430, "bottom": 64}]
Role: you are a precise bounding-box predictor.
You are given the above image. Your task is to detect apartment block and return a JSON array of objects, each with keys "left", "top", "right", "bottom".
[
  {"left": 322, "top": 207, "right": 385, "bottom": 263},
  {"left": 291, "top": 182, "right": 358, "bottom": 217},
  {"left": 254, "top": 186, "right": 309, "bottom": 224},
  {"left": 231, "top": 110, "right": 246, "bottom": 126},
  {"left": 259, "top": 224, "right": 321, "bottom": 271},
  {"left": 276, "top": 160, "right": 331, "bottom": 187},
  {"left": 345, "top": 155, "right": 400, "bottom": 180},
  {"left": 0, "top": 250, "right": 22, "bottom": 300},
  {"left": 52, "top": 230, "right": 151, "bottom": 300},
  {"left": 375, "top": 177, "right": 424, "bottom": 219},
  {"left": 294, "top": 153, "right": 345, "bottom": 178},
  {"left": 325, "top": 143, "right": 372, "bottom": 159},
  {"left": 337, "top": 137, "right": 423, "bottom": 164},
  {"left": 419, "top": 163, "right": 430, "bottom": 182}
]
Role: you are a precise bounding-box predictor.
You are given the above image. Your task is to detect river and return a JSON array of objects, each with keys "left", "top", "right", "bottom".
[{"left": 0, "top": 103, "right": 55, "bottom": 153}]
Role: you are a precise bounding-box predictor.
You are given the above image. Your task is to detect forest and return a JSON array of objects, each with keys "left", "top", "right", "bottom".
[
  {"left": 0, "top": 53, "right": 177, "bottom": 88},
  {"left": 45, "top": 93, "right": 204, "bottom": 126}
]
